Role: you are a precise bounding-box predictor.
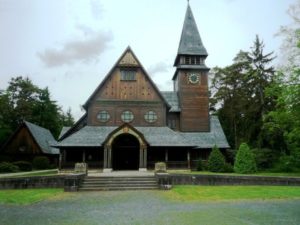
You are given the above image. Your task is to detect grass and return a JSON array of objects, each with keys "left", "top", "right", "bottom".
[
  {"left": 14, "top": 170, "right": 59, "bottom": 177},
  {"left": 0, "top": 188, "right": 64, "bottom": 205},
  {"left": 163, "top": 185, "right": 300, "bottom": 202},
  {"left": 167, "top": 170, "right": 300, "bottom": 177},
  {"left": 1, "top": 169, "right": 59, "bottom": 178}
]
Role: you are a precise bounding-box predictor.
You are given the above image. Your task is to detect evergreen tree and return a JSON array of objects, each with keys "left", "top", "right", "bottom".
[
  {"left": 208, "top": 145, "right": 226, "bottom": 172},
  {"left": 234, "top": 143, "right": 257, "bottom": 174},
  {"left": 211, "top": 35, "right": 276, "bottom": 149},
  {"left": 0, "top": 76, "right": 75, "bottom": 143}
]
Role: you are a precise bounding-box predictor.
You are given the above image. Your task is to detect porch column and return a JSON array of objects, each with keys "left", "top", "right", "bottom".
[
  {"left": 139, "top": 145, "right": 144, "bottom": 168},
  {"left": 59, "top": 149, "right": 62, "bottom": 170},
  {"left": 187, "top": 150, "right": 191, "bottom": 170},
  {"left": 103, "top": 146, "right": 108, "bottom": 168},
  {"left": 139, "top": 145, "right": 147, "bottom": 172},
  {"left": 82, "top": 150, "right": 86, "bottom": 163},
  {"left": 107, "top": 146, "right": 112, "bottom": 168},
  {"left": 165, "top": 149, "right": 168, "bottom": 169},
  {"left": 143, "top": 146, "right": 147, "bottom": 170},
  {"left": 103, "top": 145, "right": 112, "bottom": 172}
]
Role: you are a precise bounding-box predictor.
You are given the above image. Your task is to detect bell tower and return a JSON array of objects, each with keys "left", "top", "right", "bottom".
[{"left": 173, "top": 2, "right": 210, "bottom": 132}]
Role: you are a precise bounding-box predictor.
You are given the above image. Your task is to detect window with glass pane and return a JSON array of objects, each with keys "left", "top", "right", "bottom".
[
  {"left": 120, "top": 70, "right": 136, "bottom": 81},
  {"left": 97, "top": 110, "right": 110, "bottom": 122},
  {"left": 144, "top": 111, "right": 157, "bottom": 123},
  {"left": 121, "top": 110, "right": 134, "bottom": 122}
]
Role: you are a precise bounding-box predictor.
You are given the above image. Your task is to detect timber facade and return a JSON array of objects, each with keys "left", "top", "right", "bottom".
[{"left": 56, "top": 3, "right": 229, "bottom": 172}]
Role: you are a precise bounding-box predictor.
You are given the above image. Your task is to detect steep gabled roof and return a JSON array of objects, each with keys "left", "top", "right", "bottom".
[
  {"left": 177, "top": 3, "right": 208, "bottom": 56},
  {"left": 24, "top": 121, "right": 59, "bottom": 154},
  {"left": 1, "top": 121, "right": 58, "bottom": 154},
  {"left": 83, "top": 46, "right": 170, "bottom": 109}
]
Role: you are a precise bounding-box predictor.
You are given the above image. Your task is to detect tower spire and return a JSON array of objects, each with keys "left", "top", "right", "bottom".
[{"left": 176, "top": 3, "right": 207, "bottom": 57}]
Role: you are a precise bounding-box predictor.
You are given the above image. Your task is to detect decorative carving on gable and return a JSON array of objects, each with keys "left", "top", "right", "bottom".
[{"left": 119, "top": 52, "right": 138, "bottom": 66}]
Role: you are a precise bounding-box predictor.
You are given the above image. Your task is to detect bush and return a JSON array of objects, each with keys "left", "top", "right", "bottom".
[
  {"left": 0, "top": 162, "right": 19, "bottom": 173},
  {"left": 272, "top": 154, "right": 300, "bottom": 173},
  {"left": 252, "top": 148, "right": 279, "bottom": 170},
  {"left": 223, "top": 162, "right": 234, "bottom": 173},
  {"left": 13, "top": 161, "right": 32, "bottom": 171},
  {"left": 0, "top": 155, "right": 12, "bottom": 163},
  {"left": 32, "top": 156, "right": 50, "bottom": 170},
  {"left": 208, "top": 145, "right": 226, "bottom": 172},
  {"left": 197, "top": 159, "right": 203, "bottom": 171},
  {"left": 234, "top": 143, "right": 257, "bottom": 174}
]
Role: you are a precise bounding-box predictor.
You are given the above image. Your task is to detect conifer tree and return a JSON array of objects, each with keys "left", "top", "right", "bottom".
[
  {"left": 208, "top": 145, "right": 225, "bottom": 172},
  {"left": 234, "top": 143, "right": 257, "bottom": 174}
]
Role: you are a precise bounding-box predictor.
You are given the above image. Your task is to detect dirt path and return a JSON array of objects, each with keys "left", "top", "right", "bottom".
[{"left": 0, "top": 190, "right": 299, "bottom": 225}]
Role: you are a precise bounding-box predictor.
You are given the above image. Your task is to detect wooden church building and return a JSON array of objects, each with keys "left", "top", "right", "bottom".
[{"left": 56, "top": 3, "right": 229, "bottom": 171}]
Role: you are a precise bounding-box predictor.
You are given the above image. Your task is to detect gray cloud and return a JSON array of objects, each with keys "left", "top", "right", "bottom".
[
  {"left": 147, "top": 62, "right": 170, "bottom": 76},
  {"left": 37, "top": 30, "right": 113, "bottom": 67}
]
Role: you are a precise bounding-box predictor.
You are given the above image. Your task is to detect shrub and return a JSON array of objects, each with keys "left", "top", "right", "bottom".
[
  {"left": 13, "top": 161, "right": 32, "bottom": 171},
  {"left": 197, "top": 159, "right": 203, "bottom": 171},
  {"left": 234, "top": 143, "right": 257, "bottom": 174},
  {"left": 252, "top": 148, "right": 279, "bottom": 170},
  {"left": 0, "top": 155, "right": 12, "bottom": 163},
  {"left": 223, "top": 162, "right": 234, "bottom": 173},
  {"left": 272, "top": 154, "right": 300, "bottom": 173},
  {"left": 208, "top": 145, "right": 226, "bottom": 172},
  {"left": 0, "top": 162, "right": 19, "bottom": 173},
  {"left": 32, "top": 156, "right": 50, "bottom": 170}
]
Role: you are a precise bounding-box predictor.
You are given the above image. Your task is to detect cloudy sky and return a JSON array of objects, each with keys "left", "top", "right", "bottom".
[{"left": 0, "top": 0, "right": 296, "bottom": 119}]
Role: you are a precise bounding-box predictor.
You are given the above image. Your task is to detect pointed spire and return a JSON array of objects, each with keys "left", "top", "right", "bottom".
[{"left": 177, "top": 3, "right": 207, "bottom": 56}]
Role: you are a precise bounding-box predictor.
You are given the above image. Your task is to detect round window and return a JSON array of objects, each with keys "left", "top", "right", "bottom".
[
  {"left": 97, "top": 110, "right": 110, "bottom": 122},
  {"left": 121, "top": 110, "right": 134, "bottom": 123},
  {"left": 144, "top": 110, "right": 157, "bottom": 123}
]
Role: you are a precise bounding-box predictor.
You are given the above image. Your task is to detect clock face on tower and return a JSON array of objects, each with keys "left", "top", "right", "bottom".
[{"left": 188, "top": 73, "right": 200, "bottom": 84}]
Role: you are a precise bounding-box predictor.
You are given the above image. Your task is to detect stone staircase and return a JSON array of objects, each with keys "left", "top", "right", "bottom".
[{"left": 79, "top": 176, "right": 158, "bottom": 191}]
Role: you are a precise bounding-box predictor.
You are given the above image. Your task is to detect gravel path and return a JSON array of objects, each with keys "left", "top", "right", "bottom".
[{"left": 1, "top": 190, "right": 299, "bottom": 225}]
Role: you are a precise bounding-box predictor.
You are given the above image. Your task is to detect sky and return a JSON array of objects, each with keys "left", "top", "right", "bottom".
[{"left": 0, "top": 0, "right": 296, "bottom": 120}]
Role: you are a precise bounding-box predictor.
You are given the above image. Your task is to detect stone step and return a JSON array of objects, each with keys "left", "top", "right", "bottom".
[
  {"left": 82, "top": 181, "right": 157, "bottom": 185},
  {"left": 82, "top": 183, "right": 157, "bottom": 187},
  {"left": 79, "top": 175, "right": 158, "bottom": 191},
  {"left": 79, "top": 186, "right": 159, "bottom": 191}
]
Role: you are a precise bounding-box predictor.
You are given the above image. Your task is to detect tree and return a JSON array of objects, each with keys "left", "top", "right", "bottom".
[
  {"left": 210, "top": 35, "right": 276, "bottom": 149},
  {"left": 261, "top": 0, "right": 300, "bottom": 170},
  {"left": 207, "top": 145, "right": 225, "bottom": 172},
  {"left": 60, "top": 108, "right": 75, "bottom": 127},
  {"left": 234, "top": 143, "right": 257, "bottom": 174},
  {"left": 0, "top": 76, "right": 75, "bottom": 143}
]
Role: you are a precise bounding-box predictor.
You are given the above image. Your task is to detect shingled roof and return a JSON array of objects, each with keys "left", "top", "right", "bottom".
[
  {"left": 55, "top": 116, "right": 229, "bottom": 149},
  {"left": 177, "top": 3, "right": 208, "bottom": 56},
  {"left": 23, "top": 121, "right": 58, "bottom": 154},
  {"left": 161, "top": 91, "right": 181, "bottom": 112}
]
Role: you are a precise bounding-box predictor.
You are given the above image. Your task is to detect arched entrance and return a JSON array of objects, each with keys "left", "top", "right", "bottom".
[{"left": 112, "top": 134, "right": 139, "bottom": 170}]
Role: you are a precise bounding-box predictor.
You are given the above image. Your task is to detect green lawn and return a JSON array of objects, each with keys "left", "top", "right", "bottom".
[
  {"left": 0, "top": 188, "right": 64, "bottom": 205},
  {"left": 168, "top": 170, "right": 300, "bottom": 177},
  {"left": 1, "top": 169, "right": 59, "bottom": 178},
  {"left": 14, "top": 170, "right": 59, "bottom": 177},
  {"left": 164, "top": 185, "right": 300, "bottom": 202}
]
